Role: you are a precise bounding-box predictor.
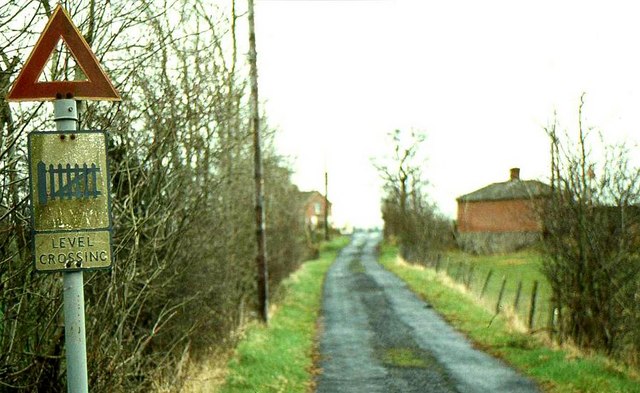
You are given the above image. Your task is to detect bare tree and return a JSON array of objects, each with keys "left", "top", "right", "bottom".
[{"left": 375, "top": 129, "right": 453, "bottom": 262}]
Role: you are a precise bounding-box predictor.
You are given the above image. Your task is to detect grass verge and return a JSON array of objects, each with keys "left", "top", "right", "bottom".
[
  {"left": 443, "top": 250, "right": 552, "bottom": 330},
  {"left": 216, "top": 236, "right": 349, "bottom": 393},
  {"left": 379, "top": 243, "right": 640, "bottom": 393}
]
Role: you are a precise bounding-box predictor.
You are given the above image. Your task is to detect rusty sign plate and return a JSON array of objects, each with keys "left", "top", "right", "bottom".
[{"left": 28, "top": 130, "right": 113, "bottom": 272}]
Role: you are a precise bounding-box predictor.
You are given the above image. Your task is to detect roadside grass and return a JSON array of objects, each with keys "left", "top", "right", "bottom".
[
  {"left": 379, "top": 244, "right": 640, "bottom": 393},
  {"left": 443, "top": 250, "right": 552, "bottom": 330},
  {"left": 216, "top": 236, "right": 349, "bottom": 393}
]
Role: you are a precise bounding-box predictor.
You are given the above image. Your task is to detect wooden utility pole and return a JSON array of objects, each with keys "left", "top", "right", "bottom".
[
  {"left": 324, "top": 171, "right": 330, "bottom": 241},
  {"left": 248, "top": 0, "right": 269, "bottom": 324}
]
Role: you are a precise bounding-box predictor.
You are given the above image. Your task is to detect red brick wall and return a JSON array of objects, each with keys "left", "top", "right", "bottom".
[
  {"left": 303, "top": 193, "right": 331, "bottom": 226},
  {"left": 457, "top": 199, "right": 542, "bottom": 233}
]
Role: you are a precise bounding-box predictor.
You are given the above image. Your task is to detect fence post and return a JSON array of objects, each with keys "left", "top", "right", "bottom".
[
  {"left": 513, "top": 280, "right": 523, "bottom": 312},
  {"left": 548, "top": 303, "right": 557, "bottom": 340},
  {"left": 435, "top": 254, "right": 441, "bottom": 272},
  {"left": 465, "top": 264, "right": 475, "bottom": 290},
  {"left": 495, "top": 276, "right": 507, "bottom": 314},
  {"left": 528, "top": 280, "right": 539, "bottom": 331},
  {"left": 556, "top": 305, "right": 563, "bottom": 344},
  {"left": 480, "top": 269, "right": 493, "bottom": 298},
  {"left": 455, "top": 262, "right": 463, "bottom": 282}
]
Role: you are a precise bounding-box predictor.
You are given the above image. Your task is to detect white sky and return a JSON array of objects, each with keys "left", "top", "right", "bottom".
[{"left": 254, "top": 0, "right": 640, "bottom": 228}]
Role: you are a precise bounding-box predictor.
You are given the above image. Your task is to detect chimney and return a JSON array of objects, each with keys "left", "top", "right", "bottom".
[{"left": 510, "top": 167, "right": 520, "bottom": 181}]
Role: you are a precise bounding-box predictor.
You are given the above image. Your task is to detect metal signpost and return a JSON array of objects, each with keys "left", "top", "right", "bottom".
[{"left": 7, "top": 5, "right": 120, "bottom": 393}]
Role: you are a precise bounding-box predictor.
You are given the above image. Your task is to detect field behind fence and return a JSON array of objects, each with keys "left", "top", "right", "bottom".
[{"left": 423, "top": 250, "right": 554, "bottom": 335}]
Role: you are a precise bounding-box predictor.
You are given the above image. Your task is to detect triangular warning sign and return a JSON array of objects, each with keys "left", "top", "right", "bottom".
[{"left": 6, "top": 5, "right": 120, "bottom": 102}]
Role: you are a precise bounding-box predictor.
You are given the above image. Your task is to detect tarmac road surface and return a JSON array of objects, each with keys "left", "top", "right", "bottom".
[{"left": 315, "top": 231, "right": 540, "bottom": 393}]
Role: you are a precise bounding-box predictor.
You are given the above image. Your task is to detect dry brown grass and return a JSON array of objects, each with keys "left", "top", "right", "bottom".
[{"left": 179, "top": 349, "right": 235, "bottom": 393}]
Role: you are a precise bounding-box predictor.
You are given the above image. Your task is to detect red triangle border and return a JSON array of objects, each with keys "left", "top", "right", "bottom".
[{"left": 6, "top": 5, "right": 120, "bottom": 102}]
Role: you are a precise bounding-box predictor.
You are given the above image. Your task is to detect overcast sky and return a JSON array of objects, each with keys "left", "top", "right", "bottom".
[{"left": 253, "top": 0, "right": 640, "bottom": 228}]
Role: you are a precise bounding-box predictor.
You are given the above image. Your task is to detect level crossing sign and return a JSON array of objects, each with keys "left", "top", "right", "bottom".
[
  {"left": 6, "top": 4, "right": 121, "bottom": 272},
  {"left": 28, "top": 130, "right": 113, "bottom": 271}
]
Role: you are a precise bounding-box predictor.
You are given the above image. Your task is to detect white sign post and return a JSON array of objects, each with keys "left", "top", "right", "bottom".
[{"left": 55, "top": 98, "right": 88, "bottom": 392}]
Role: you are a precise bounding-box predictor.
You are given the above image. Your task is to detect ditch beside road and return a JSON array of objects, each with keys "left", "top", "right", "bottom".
[{"left": 315, "top": 231, "right": 540, "bottom": 393}]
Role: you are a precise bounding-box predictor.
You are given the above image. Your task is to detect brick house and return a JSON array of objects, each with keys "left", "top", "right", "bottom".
[
  {"left": 300, "top": 191, "right": 331, "bottom": 230},
  {"left": 456, "top": 168, "right": 551, "bottom": 254}
]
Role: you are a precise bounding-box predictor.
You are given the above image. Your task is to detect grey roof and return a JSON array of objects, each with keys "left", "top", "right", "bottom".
[{"left": 457, "top": 179, "right": 551, "bottom": 202}]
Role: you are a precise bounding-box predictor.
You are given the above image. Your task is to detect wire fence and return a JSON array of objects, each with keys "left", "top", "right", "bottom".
[{"left": 425, "top": 255, "right": 557, "bottom": 337}]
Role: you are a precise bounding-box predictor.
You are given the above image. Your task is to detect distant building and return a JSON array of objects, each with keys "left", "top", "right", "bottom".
[
  {"left": 300, "top": 190, "right": 332, "bottom": 230},
  {"left": 456, "top": 168, "right": 551, "bottom": 254}
]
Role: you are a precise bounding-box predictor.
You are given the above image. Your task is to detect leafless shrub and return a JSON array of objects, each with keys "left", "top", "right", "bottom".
[{"left": 541, "top": 95, "right": 640, "bottom": 363}]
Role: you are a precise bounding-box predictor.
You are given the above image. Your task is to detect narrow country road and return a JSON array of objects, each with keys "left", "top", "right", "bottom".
[{"left": 315, "top": 231, "right": 540, "bottom": 393}]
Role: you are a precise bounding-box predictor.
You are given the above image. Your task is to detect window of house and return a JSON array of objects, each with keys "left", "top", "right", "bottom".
[{"left": 314, "top": 202, "right": 321, "bottom": 215}]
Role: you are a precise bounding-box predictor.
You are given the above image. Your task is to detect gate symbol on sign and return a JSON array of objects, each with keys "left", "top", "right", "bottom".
[{"left": 37, "top": 161, "right": 101, "bottom": 205}]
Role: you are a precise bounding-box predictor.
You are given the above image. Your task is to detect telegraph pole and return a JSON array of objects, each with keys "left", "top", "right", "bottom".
[
  {"left": 324, "top": 171, "right": 330, "bottom": 241},
  {"left": 248, "top": 0, "right": 269, "bottom": 324}
]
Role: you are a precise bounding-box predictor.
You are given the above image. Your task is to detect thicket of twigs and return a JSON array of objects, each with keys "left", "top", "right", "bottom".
[
  {"left": 1, "top": 2, "right": 307, "bottom": 391},
  {"left": 376, "top": 129, "right": 454, "bottom": 261},
  {"left": 541, "top": 96, "right": 640, "bottom": 365}
]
